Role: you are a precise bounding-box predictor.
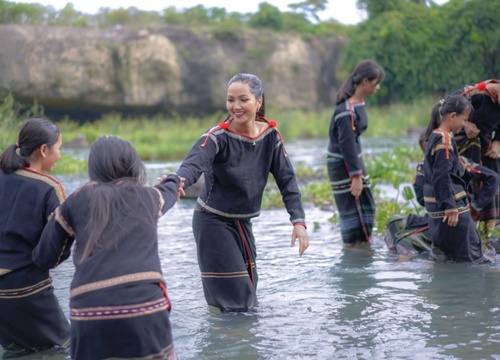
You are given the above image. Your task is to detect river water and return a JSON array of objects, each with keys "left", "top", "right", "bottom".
[{"left": 3, "top": 138, "right": 500, "bottom": 360}]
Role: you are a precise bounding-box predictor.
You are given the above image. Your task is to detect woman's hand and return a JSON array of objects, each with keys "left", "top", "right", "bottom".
[
  {"left": 464, "top": 122, "right": 480, "bottom": 139},
  {"left": 291, "top": 225, "right": 309, "bottom": 257},
  {"left": 484, "top": 140, "right": 500, "bottom": 159},
  {"left": 443, "top": 212, "right": 459, "bottom": 227},
  {"left": 177, "top": 177, "right": 186, "bottom": 201},
  {"left": 350, "top": 176, "right": 363, "bottom": 199},
  {"left": 158, "top": 173, "right": 186, "bottom": 201}
]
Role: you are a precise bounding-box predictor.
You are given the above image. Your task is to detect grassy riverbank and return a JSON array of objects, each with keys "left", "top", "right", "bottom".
[
  {"left": 1, "top": 94, "right": 434, "bottom": 164},
  {"left": 56, "top": 97, "right": 434, "bottom": 162},
  {"left": 0, "top": 96, "right": 434, "bottom": 234}
]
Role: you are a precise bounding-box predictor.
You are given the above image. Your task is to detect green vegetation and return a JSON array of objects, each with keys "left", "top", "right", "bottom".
[
  {"left": 53, "top": 97, "right": 433, "bottom": 162},
  {"left": 2, "top": 1, "right": 497, "bottom": 106},
  {"left": 2, "top": 0, "right": 498, "bottom": 234},
  {"left": 342, "top": 0, "right": 500, "bottom": 103},
  {"left": 0, "top": 0, "right": 348, "bottom": 36},
  {"left": 0, "top": 94, "right": 86, "bottom": 174},
  {"left": 261, "top": 144, "right": 422, "bottom": 235}
]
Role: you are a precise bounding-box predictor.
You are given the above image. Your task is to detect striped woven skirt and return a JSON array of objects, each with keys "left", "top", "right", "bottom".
[
  {"left": 0, "top": 266, "right": 70, "bottom": 352},
  {"left": 327, "top": 156, "right": 375, "bottom": 245},
  {"left": 193, "top": 209, "right": 258, "bottom": 312},
  {"left": 69, "top": 280, "right": 177, "bottom": 359},
  {"left": 426, "top": 197, "right": 494, "bottom": 262}
]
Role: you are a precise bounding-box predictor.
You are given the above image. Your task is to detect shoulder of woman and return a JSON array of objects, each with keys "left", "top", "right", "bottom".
[
  {"left": 487, "top": 82, "right": 500, "bottom": 97},
  {"left": 16, "top": 169, "right": 66, "bottom": 202}
]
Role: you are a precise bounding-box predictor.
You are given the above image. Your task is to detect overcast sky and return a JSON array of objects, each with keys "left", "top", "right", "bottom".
[{"left": 12, "top": 0, "right": 449, "bottom": 25}]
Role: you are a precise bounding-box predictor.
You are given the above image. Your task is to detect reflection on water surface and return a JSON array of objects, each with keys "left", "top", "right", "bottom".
[{"left": 4, "top": 138, "right": 500, "bottom": 359}]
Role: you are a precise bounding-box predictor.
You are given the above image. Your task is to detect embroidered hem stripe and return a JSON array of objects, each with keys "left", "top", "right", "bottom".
[
  {"left": 71, "top": 298, "right": 169, "bottom": 321},
  {"left": 424, "top": 191, "right": 467, "bottom": 203},
  {"left": 17, "top": 169, "right": 66, "bottom": 203},
  {"left": 70, "top": 271, "right": 165, "bottom": 298},
  {"left": 201, "top": 271, "right": 249, "bottom": 279},
  {"left": 428, "top": 206, "right": 470, "bottom": 219},
  {"left": 55, "top": 207, "right": 75, "bottom": 236},
  {"left": 0, "top": 278, "right": 52, "bottom": 298},
  {"left": 196, "top": 198, "right": 260, "bottom": 218},
  {"left": 152, "top": 187, "right": 165, "bottom": 218}
]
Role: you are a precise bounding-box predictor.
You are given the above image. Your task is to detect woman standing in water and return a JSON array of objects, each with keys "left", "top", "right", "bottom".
[
  {"left": 176, "top": 73, "right": 309, "bottom": 312},
  {"left": 0, "top": 118, "right": 69, "bottom": 358},
  {"left": 327, "top": 60, "right": 385, "bottom": 246},
  {"left": 423, "top": 95, "right": 494, "bottom": 262}
]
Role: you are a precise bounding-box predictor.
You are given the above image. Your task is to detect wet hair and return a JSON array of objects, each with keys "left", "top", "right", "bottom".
[
  {"left": 424, "top": 95, "right": 473, "bottom": 141},
  {"left": 335, "top": 60, "right": 385, "bottom": 105},
  {"left": 88, "top": 135, "right": 146, "bottom": 184},
  {"left": 82, "top": 135, "right": 150, "bottom": 260},
  {"left": 227, "top": 73, "right": 266, "bottom": 117},
  {"left": 0, "top": 117, "right": 60, "bottom": 173}
]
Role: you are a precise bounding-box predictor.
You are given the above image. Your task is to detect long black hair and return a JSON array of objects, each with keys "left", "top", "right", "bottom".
[
  {"left": 0, "top": 118, "right": 60, "bottom": 173},
  {"left": 81, "top": 135, "right": 150, "bottom": 260},
  {"left": 424, "top": 95, "right": 473, "bottom": 141},
  {"left": 335, "top": 60, "right": 385, "bottom": 105}
]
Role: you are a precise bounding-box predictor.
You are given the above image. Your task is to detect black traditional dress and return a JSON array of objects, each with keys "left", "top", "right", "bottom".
[
  {"left": 453, "top": 80, "right": 500, "bottom": 221},
  {"left": 385, "top": 156, "right": 499, "bottom": 257},
  {"left": 0, "top": 168, "right": 70, "bottom": 355},
  {"left": 423, "top": 130, "right": 494, "bottom": 262},
  {"left": 176, "top": 117, "right": 306, "bottom": 312},
  {"left": 326, "top": 99, "right": 375, "bottom": 245},
  {"left": 33, "top": 175, "right": 181, "bottom": 360}
]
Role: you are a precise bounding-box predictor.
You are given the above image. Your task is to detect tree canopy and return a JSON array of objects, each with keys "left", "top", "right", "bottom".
[{"left": 0, "top": 0, "right": 498, "bottom": 104}]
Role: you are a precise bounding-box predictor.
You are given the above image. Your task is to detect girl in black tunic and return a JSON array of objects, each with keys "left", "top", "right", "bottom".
[
  {"left": 33, "top": 136, "right": 184, "bottom": 360},
  {"left": 452, "top": 80, "right": 500, "bottom": 230},
  {"left": 423, "top": 95, "right": 495, "bottom": 262},
  {"left": 326, "top": 60, "right": 385, "bottom": 246},
  {"left": 385, "top": 130, "right": 500, "bottom": 257},
  {"left": 176, "top": 73, "right": 309, "bottom": 312},
  {"left": 0, "top": 118, "right": 70, "bottom": 357}
]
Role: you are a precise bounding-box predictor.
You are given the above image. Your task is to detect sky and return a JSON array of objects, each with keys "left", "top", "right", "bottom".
[
  {"left": 12, "top": 0, "right": 448, "bottom": 25},
  {"left": 16, "top": 0, "right": 364, "bottom": 24}
]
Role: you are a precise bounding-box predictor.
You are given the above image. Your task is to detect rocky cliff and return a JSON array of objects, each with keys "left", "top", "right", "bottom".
[{"left": 0, "top": 25, "right": 345, "bottom": 119}]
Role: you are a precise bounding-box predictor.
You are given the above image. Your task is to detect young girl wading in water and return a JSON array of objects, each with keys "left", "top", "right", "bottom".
[
  {"left": 423, "top": 95, "right": 495, "bottom": 262},
  {"left": 327, "top": 60, "right": 385, "bottom": 246}
]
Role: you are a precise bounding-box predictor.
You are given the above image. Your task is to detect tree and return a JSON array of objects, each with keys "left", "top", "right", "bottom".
[
  {"left": 356, "top": 0, "right": 434, "bottom": 19},
  {"left": 288, "top": 0, "right": 327, "bottom": 22},
  {"left": 249, "top": 2, "right": 283, "bottom": 30}
]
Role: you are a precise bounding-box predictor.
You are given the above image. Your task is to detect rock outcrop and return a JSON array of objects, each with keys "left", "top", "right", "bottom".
[{"left": 0, "top": 25, "right": 345, "bottom": 119}]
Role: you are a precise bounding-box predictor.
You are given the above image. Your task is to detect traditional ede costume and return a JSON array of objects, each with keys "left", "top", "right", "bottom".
[
  {"left": 385, "top": 156, "right": 499, "bottom": 257},
  {"left": 176, "top": 117, "right": 306, "bottom": 311},
  {"left": 33, "top": 175, "right": 181, "bottom": 360},
  {"left": 453, "top": 79, "right": 500, "bottom": 222},
  {"left": 327, "top": 99, "right": 375, "bottom": 245},
  {"left": 0, "top": 168, "right": 70, "bottom": 355},
  {"left": 423, "top": 130, "right": 494, "bottom": 262}
]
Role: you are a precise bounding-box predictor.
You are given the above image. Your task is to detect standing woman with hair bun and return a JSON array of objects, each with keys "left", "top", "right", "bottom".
[
  {"left": 176, "top": 73, "right": 309, "bottom": 312},
  {"left": 327, "top": 60, "right": 385, "bottom": 247},
  {"left": 0, "top": 118, "right": 70, "bottom": 357}
]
